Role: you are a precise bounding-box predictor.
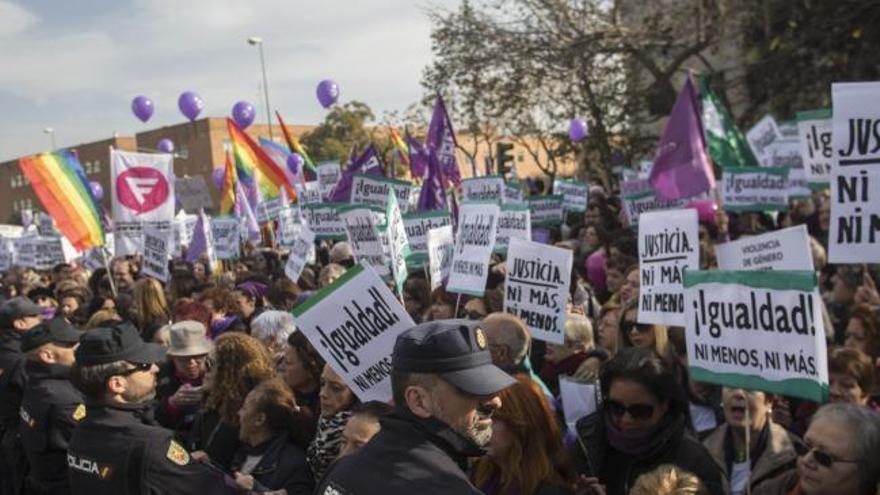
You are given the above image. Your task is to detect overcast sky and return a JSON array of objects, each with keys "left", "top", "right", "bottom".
[{"left": 0, "top": 0, "right": 453, "bottom": 161}]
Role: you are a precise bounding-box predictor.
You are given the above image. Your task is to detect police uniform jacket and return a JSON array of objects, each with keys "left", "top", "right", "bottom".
[
  {"left": 19, "top": 361, "right": 85, "bottom": 495},
  {"left": 0, "top": 330, "right": 26, "bottom": 430},
  {"left": 315, "top": 409, "right": 485, "bottom": 495},
  {"left": 67, "top": 401, "right": 233, "bottom": 495}
]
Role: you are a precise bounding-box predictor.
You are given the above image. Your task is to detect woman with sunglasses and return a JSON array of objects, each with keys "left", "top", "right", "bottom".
[
  {"left": 617, "top": 301, "right": 674, "bottom": 366},
  {"left": 573, "top": 347, "right": 723, "bottom": 495},
  {"left": 702, "top": 388, "right": 802, "bottom": 495},
  {"left": 783, "top": 403, "right": 880, "bottom": 495}
]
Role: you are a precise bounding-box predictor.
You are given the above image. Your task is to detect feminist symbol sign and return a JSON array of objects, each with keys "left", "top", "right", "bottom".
[{"left": 116, "top": 167, "right": 170, "bottom": 214}]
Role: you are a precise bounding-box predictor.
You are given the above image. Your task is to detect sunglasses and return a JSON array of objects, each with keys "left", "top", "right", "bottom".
[
  {"left": 117, "top": 362, "right": 153, "bottom": 377},
  {"left": 606, "top": 399, "right": 655, "bottom": 420},
  {"left": 794, "top": 442, "right": 859, "bottom": 468},
  {"left": 621, "top": 321, "right": 653, "bottom": 334}
]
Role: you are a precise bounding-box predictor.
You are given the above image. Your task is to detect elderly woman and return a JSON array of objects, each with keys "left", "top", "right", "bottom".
[
  {"left": 844, "top": 304, "right": 880, "bottom": 363},
  {"left": 703, "top": 388, "right": 801, "bottom": 495},
  {"left": 539, "top": 314, "right": 606, "bottom": 395},
  {"left": 784, "top": 403, "right": 880, "bottom": 495},
  {"left": 307, "top": 364, "right": 358, "bottom": 479},
  {"left": 828, "top": 347, "right": 875, "bottom": 407},
  {"left": 250, "top": 310, "right": 297, "bottom": 367}
]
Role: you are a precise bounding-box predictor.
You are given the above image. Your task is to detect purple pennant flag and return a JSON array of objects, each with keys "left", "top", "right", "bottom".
[
  {"left": 328, "top": 144, "right": 384, "bottom": 202},
  {"left": 426, "top": 95, "right": 461, "bottom": 186},
  {"left": 405, "top": 130, "right": 429, "bottom": 179},
  {"left": 649, "top": 75, "right": 715, "bottom": 201},
  {"left": 185, "top": 212, "right": 207, "bottom": 263},
  {"left": 417, "top": 152, "right": 448, "bottom": 211}
]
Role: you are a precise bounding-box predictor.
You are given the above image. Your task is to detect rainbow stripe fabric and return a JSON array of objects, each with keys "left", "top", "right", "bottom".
[
  {"left": 218, "top": 150, "right": 236, "bottom": 215},
  {"left": 227, "top": 118, "right": 296, "bottom": 201},
  {"left": 389, "top": 128, "right": 410, "bottom": 166},
  {"left": 275, "top": 111, "right": 317, "bottom": 181},
  {"left": 18, "top": 150, "right": 105, "bottom": 251}
]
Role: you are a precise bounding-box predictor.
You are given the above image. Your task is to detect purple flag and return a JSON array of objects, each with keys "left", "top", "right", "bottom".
[
  {"left": 649, "top": 75, "right": 715, "bottom": 201},
  {"left": 406, "top": 131, "right": 429, "bottom": 179},
  {"left": 417, "top": 152, "right": 448, "bottom": 211},
  {"left": 328, "top": 144, "right": 384, "bottom": 202},
  {"left": 236, "top": 182, "right": 261, "bottom": 241},
  {"left": 185, "top": 212, "right": 207, "bottom": 263},
  {"left": 426, "top": 95, "right": 461, "bottom": 186}
]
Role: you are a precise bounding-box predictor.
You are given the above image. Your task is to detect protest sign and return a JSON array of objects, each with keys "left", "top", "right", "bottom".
[
  {"left": 828, "top": 82, "right": 880, "bottom": 263},
  {"left": 447, "top": 202, "right": 499, "bottom": 296},
  {"left": 720, "top": 167, "right": 789, "bottom": 212},
  {"left": 37, "top": 214, "right": 57, "bottom": 238},
  {"left": 495, "top": 204, "right": 531, "bottom": 254},
  {"left": 427, "top": 225, "right": 454, "bottom": 291},
  {"left": 317, "top": 161, "right": 342, "bottom": 197},
  {"left": 284, "top": 225, "right": 316, "bottom": 283},
  {"left": 683, "top": 270, "right": 829, "bottom": 402},
  {"left": 553, "top": 178, "right": 589, "bottom": 212},
  {"left": 527, "top": 195, "right": 564, "bottom": 227},
  {"left": 211, "top": 217, "right": 240, "bottom": 260},
  {"left": 339, "top": 206, "right": 388, "bottom": 277},
  {"left": 763, "top": 139, "right": 810, "bottom": 199},
  {"left": 174, "top": 176, "right": 214, "bottom": 211},
  {"left": 638, "top": 208, "right": 699, "bottom": 326},
  {"left": 402, "top": 211, "right": 451, "bottom": 266},
  {"left": 142, "top": 225, "right": 170, "bottom": 282},
  {"left": 620, "top": 177, "right": 653, "bottom": 197},
  {"left": 715, "top": 225, "right": 813, "bottom": 271},
  {"left": 559, "top": 377, "right": 598, "bottom": 433},
  {"left": 277, "top": 206, "right": 302, "bottom": 250},
  {"left": 622, "top": 191, "right": 693, "bottom": 227},
  {"left": 503, "top": 238, "right": 572, "bottom": 343},
  {"left": 0, "top": 251, "right": 10, "bottom": 272},
  {"left": 291, "top": 264, "right": 415, "bottom": 402},
  {"left": 255, "top": 197, "right": 285, "bottom": 223},
  {"left": 33, "top": 237, "right": 67, "bottom": 270},
  {"left": 504, "top": 182, "right": 524, "bottom": 205},
  {"left": 461, "top": 176, "right": 504, "bottom": 203},
  {"left": 295, "top": 181, "right": 323, "bottom": 205},
  {"left": 746, "top": 115, "right": 782, "bottom": 167},
  {"left": 796, "top": 109, "right": 833, "bottom": 189},
  {"left": 386, "top": 191, "right": 411, "bottom": 294},
  {"left": 15, "top": 237, "right": 36, "bottom": 268},
  {"left": 350, "top": 174, "right": 413, "bottom": 213},
  {"left": 111, "top": 150, "right": 175, "bottom": 256},
  {"left": 301, "top": 203, "right": 347, "bottom": 241}
]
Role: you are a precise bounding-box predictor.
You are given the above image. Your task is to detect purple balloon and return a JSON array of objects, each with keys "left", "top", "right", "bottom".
[
  {"left": 686, "top": 199, "right": 718, "bottom": 225},
  {"left": 231, "top": 101, "right": 256, "bottom": 129},
  {"left": 212, "top": 167, "right": 225, "bottom": 190},
  {"left": 287, "top": 153, "right": 304, "bottom": 175},
  {"left": 178, "top": 91, "right": 204, "bottom": 122},
  {"left": 131, "top": 96, "right": 154, "bottom": 123},
  {"left": 158, "top": 138, "right": 175, "bottom": 153},
  {"left": 89, "top": 181, "right": 103, "bottom": 201},
  {"left": 568, "top": 118, "right": 589, "bottom": 142},
  {"left": 316, "top": 80, "right": 340, "bottom": 109}
]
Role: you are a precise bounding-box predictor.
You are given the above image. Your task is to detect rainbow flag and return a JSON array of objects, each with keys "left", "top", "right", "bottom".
[
  {"left": 389, "top": 128, "right": 410, "bottom": 166},
  {"left": 275, "top": 111, "right": 317, "bottom": 181},
  {"left": 227, "top": 118, "right": 296, "bottom": 201},
  {"left": 218, "top": 150, "right": 236, "bottom": 215},
  {"left": 18, "top": 151, "right": 105, "bottom": 251}
]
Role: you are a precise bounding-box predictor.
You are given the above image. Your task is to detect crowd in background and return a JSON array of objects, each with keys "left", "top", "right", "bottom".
[{"left": 0, "top": 182, "right": 879, "bottom": 495}]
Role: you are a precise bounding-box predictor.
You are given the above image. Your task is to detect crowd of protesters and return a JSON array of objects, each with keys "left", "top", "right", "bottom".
[{"left": 0, "top": 183, "right": 879, "bottom": 495}]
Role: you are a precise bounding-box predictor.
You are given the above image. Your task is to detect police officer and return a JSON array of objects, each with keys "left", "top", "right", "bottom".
[
  {"left": 317, "top": 319, "right": 516, "bottom": 495},
  {"left": 0, "top": 296, "right": 44, "bottom": 495},
  {"left": 19, "top": 318, "right": 84, "bottom": 495},
  {"left": 67, "top": 322, "right": 233, "bottom": 494}
]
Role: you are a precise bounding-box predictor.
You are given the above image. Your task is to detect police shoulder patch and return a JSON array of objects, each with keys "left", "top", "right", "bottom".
[
  {"left": 475, "top": 328, "right": 487, "bottom": 349},
  {"left": 166, "top": 440, "right": 190, "bottom": 466},
  {"left": 72, "top": 404, "right": 86, "bottom": 422}
]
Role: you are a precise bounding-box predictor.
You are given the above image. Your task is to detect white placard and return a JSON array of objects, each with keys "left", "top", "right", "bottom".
[
  {"left": 828, "top": 82, "right": 880, "bottom": 263},
  {"left": 350, "top": 175, "right": 413, "bottom": 213},
  {"left": 528, "top": 195, "right": 564, "bottom": 227},
  {"left": 462, "top": 176, "right": 504, "bottom": 203},
  {"left": 403, "top": 211, "right": 451, "bottom": 265},
  {"left": 339, "top": 207, "right": 388, "bottom": 277},
  {"left": 447, "top": 202, "right": 499, "bottom": 297},
  {"left": 296, "top": 181, "right": 323, "bottom": 205},
  {"left": 553, "top": 179, "right": 589, "bottom": 212},
  {"left": 503, "top": 238, "right": 572, "bottom": 343},
  {"left": 174, "top": 176, "right": 214, "bottom": 211},
  {"left": 796, "top": 109, "right": 833, "bottom": 187},
  {"left": 715, "top": 225, "right": 813, "bottom": 271},
  {"left": 142, "top": 224, "right": 170, "bottom": 282},
  {"left": 284, "top": 225, "right": 315, "bottom": 283},
  {"left": 638, "top": 208, "right": 700, "bottom": 326},
  {"left": 211, "top": 217, "right": 240, "bottom": 260},
  {"left": 495, "top": 205, "right": 531, "bottom": 254},
  {"left": 386, "top": 191, "right": 411, "bottom": 293},
  {"left": 427, "top": 225, "right": 454, "bottom": 291},
  {"left": 111, "top": 150, "right": 175, "bottom": 256},
  {"left": 504, "top": 182, "right": 524, "bottom": 205},
  {"left": 720, "top": 167, "right": 789, "bottom": 212},
  {"left": 746, "top": 115, "right": 782, "bottom": 167},
  {"left": 317, "top": 161, "right": 342, "bottom": 197},
  {"left": 291, "top": 264, "right": 416, "bottom": 402},
  {"left": 559, "top": 377, "right": 598, "bottom": 432},
  {"left": 301, "top": 204, "right": 347, "bottom": 241}
]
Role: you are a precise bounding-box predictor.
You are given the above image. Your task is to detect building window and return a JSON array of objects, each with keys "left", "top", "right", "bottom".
[
  {"left": 517, "top": 153, "right": 525, "bottom": 162},
  {"left": 93, "top": 160, "right": 101, "bottom": 173}
]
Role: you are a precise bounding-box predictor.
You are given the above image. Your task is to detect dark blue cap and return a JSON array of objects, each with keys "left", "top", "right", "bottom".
[
  {"left": 75, "top": 322, "right": 166, "bottom": 366},
  {"left": 393, "top": 319, "right": 515, "bottom": 396},
  {"left": 21, "top": 318, "right": 82, "bottom": 352}
]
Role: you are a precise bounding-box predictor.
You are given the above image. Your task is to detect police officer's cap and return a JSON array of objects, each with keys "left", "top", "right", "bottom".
[
  {"left": 21, "top": 317, "right": 82, "bottom": 352},
  {"left": 0, "top": 296, "right": 43, "bottom": 328},
  {"left": 392, "top": 319, "right": 516, "bottom": 396},
  {"left": 75, "top": 322, "right": 166, "bottom": 366}
]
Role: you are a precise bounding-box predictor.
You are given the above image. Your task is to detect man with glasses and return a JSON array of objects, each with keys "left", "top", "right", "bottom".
[
  {"left": 67, "top": 323, "right": 231, "bottom": 494},
  {"left": 19, "top": 318, "right": 84, "bottom": 494}
]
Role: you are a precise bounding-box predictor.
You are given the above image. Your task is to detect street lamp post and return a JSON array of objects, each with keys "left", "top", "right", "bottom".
[
  {"left": 43, "top": 127, "right": 56, "bottom": 151},
  {"left": 247, "top": 37, "right": 273, "bottom": 141}
]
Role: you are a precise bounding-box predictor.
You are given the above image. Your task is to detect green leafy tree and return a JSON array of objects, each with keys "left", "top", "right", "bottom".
[{"left": 300, "top": 101, "right": 375, "bottom": 163}]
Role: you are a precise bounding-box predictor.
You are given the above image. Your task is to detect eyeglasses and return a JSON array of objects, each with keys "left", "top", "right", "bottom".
[
  {"left": 794, "top": 442, "right": 859, "bottom": 468},
  {"left": 117, "top": 362, "right": 153, "bottom": 377},
  {"left": 621, "top": 321, "right": 653, "bottom": 334},
  {"left": 606, "top": 399, "right": 655, "bottom": 420}
]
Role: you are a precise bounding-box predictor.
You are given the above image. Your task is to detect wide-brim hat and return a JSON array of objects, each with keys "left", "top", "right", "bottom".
[{"left": 166, "top": 320, "right": 212, "bottom": 357}]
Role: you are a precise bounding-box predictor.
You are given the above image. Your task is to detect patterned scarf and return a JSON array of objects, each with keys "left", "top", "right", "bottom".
[{"left": 307, "top": 410, "right": 352, "bottom": 479}]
